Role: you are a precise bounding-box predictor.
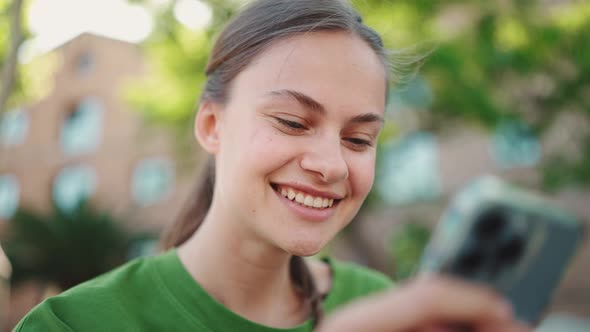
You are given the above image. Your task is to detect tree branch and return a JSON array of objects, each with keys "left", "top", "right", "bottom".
[{"left": 0, "top": 0, "right": 25, "bottom": 114}]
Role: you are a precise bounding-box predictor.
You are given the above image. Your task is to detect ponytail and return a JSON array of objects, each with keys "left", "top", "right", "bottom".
[
  {"left": 161, "top": 157, "right": 215, "bottom": 249},
  {"left": 290, "top": 256, "right": 324, "bottom": 328}
]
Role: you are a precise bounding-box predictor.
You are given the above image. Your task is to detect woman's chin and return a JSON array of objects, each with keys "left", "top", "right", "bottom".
[{"left": 282, "top": 238, "right": 327, "bottom": 257}]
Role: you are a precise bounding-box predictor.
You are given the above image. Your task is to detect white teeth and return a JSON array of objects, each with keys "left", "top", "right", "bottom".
[
  {"left": 277, "top": 185, "right": 337, "bottom": 209},
  {"left": 313, "top": 197, "right": 323, "bottom": 208},
  {"left": 295, "top": 193, "right": 305, "bottom": 204}
]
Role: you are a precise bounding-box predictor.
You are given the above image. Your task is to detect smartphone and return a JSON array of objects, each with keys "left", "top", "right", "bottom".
[{"left": 419, "top": 176, "right": 585, "bottom": 324}]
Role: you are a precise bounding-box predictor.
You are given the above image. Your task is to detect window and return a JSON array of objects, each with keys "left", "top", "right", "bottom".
[
  {"left": 127, "top": 238, "right": 158, "bottom": 260},
  {"left": 0, "top": 175, "right": 20, "bottom": 219},
  {"left": 377, "top": 132, "right": 441, "bottom": 205},
  {"left": 491, "top": 120, "right": 541, "bottom": 169},
  {"left": 53, "top": 165, "right": 97, "bottom": 212},
  {"left": 1, "top": 108, "right": 28, "bottom": 146},
  {"left": 77, "top": 51, "right": 95, "bottom": 75},
  {"left": 60, "top": 97, "right": 103, "bottom": 155},
  {"left": 131, "top": 158, "right": 174, "bottom": 205}
]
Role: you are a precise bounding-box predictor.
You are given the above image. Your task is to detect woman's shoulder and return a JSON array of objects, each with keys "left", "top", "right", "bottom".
[
  {"left": 14, "top": 253, "right": 168, "bottom": 331},
  {"left": 328, "top": 258, "right": 394, "bottom": 293},
  {"left": 311, "top": 257, "right": 394, "bottom": 313}
]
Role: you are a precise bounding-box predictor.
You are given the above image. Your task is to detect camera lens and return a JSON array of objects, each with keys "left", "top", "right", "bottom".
[
  {"left": 496, "top": 234, "right": 525, "bottom": 265},
  {"left": 455, "top": 250, "right": 485, "bottom": 275},
  {"left": 454, "top": 239, "right": 486, "bottom": 275},
  {"left": 475, "top": 207, "right": 507, "bottom": 241}
]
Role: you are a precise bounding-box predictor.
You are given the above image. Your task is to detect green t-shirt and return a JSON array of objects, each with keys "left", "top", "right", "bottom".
[{"left": 15, "top": 249, "right": 392, "bottom": 331}]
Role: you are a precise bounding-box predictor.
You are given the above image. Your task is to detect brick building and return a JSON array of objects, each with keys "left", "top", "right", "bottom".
[
  {"left": 0, "top": 33, "right": 202, "bottom": 234},
  {"left": 0, "top": 33, "right": 204, "bottom": 330}
]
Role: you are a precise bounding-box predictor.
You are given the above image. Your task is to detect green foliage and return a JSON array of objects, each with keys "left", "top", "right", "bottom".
[
  {"left": 360, "top": 0, "right": 590, "bottom": 189},
  {"left": 2, "top": 201, "right": 147, "bottom": 290},
  {"left": 542, "top": 136, "right": 590, "bottom": 191},
  {"left": 0, "top": 1, "right": 11, "bottom": 64},
  {"left": 123, "top": 0, "right": 237, "bottom": 136},
  {"left": 388, "top": 222, "right": 431, "bottom": 281},
  {"left": 1, "top": 0, "right": 32, "bottom": 110},
  {"left": 125, "top": 27, "right": 208, "bottom": 129}
]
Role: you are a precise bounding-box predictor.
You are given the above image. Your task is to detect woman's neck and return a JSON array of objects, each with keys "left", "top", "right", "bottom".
[{"left": 177, "top": 209, "right": 308, "bottom": 328}]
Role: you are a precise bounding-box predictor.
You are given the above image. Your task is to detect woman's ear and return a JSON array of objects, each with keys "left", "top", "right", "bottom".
[{"left": 194, "top": 101, "right": 223, "bottom": 154}]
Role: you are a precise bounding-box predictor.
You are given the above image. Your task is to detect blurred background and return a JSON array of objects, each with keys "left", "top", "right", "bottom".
[{"left": 0, "top": 0, "right": 589, "bottom": 330}]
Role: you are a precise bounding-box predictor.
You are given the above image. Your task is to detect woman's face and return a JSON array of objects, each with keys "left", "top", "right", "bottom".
[{"left": 212, "top": 31, "right": 386, "bottom": 256}]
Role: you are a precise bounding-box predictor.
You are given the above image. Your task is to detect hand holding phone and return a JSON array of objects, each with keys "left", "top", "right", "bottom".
[{"left": 419, "top": 176, "right": 585, "bottom": 324}]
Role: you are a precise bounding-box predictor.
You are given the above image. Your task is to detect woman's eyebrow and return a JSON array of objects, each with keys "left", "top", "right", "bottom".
[
  {"left": 267, "top": 89, "right": 325, "bottom": 114},
  {"left": 265, "top": 89, "right": 384, "bottom": 124},
  {"left": 349, "top": 113, "right": 384, "bottom": 125}
]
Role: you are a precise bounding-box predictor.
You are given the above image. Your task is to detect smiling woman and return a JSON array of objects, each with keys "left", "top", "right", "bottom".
[{"left": 15, "top": 1, "right": 530, "bottom": 332}]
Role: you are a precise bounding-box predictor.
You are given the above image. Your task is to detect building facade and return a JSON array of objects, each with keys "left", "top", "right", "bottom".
[{"left": 0, "top": 33, "right": 203, "bottom": 235}]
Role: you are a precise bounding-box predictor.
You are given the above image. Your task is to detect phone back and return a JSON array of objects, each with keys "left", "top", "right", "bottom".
[{"left": 420, "top": 177, "right": 585, "bottom": 324}]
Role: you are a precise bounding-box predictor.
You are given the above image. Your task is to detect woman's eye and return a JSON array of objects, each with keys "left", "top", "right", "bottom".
[
  {"left": 275, "top": 117, "right": 307, "bottom": 131},
  {"left": 344, "top": 137, "right": 374, "bottom": 149}
]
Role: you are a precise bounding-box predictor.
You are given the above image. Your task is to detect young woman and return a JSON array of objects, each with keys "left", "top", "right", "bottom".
[{"left": 16, "top": 1, "right": 531, "bottom": 331}]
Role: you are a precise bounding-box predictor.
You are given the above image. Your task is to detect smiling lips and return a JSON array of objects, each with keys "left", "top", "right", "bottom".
[{"left": 274, "top": 185, "right": 338, "bottom": 209}]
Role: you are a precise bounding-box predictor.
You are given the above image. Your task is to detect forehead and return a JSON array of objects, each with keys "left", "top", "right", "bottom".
[{"left": 227, "top": 31, "right": 387, "bottom": 115}]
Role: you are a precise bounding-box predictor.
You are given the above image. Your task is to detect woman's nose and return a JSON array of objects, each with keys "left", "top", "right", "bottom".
[{"left": 299, "top": 138, "right": 349, "bottom": 184}]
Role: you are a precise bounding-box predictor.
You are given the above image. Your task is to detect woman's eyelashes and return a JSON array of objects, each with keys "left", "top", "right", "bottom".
[
  {"left": 271, "top": 115, "right": 375, "bottom": 151},
  {"left": 344, "top": 137, "right": 374, "bottom": 149},
  {"left": 274, "top": 116, "right": 308, "bottom": 133}
]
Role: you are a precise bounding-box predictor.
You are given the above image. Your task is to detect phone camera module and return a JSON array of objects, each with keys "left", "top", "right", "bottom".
[
  {"left": 475, "top": 207, "right": 508, "bottom": 241},
  {"left": 455, "top": 250, "right": 485, "bottom": 275},
  {"left": 496, "top": 234, "right": 525, "bottom": 265},
  {"left": 453, "top": 239, "right": 486, "bottom": 275}
]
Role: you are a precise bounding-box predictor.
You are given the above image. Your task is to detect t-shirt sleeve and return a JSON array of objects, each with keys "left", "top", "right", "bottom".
[
  {"left": 339, "top": 260, "right": 394, "bottom": 295},
  {"left": 322, "top": 258, "right": 395, "bottom": 314},
  {"left": 362, "top": 266, "right": 394, "bottom": 293},
  {"left": 13, "top": 301, "right": 75, "bottom": 332}
]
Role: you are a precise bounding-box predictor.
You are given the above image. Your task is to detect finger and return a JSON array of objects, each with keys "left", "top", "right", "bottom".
[
  {"left": 386, "top": 276, "right": 513, "bottom": 329},
  {"left": 317, "top": 276, "right": 512, "bottom": 332},
  {"left": 422, "top": 325, "right": 460, "bottom": 332},
  {"left": 315, "top": 291, "right": 403, "bottom": 332},
  {"left": 480, "top": 320, "right": 533, "bottom": 332}
]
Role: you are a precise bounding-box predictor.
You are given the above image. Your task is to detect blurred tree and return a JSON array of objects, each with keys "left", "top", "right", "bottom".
[
  {"left": 359, "top": 0, "right": 590, "bottom": 190},
  {"left": 2, "top": 201, "right": 150, "bottom": 290},
  {"left": 0, "top": 0, "right": 25, "bottom": 114},
  {"left": 388, "top": 222, "right": 431, "bottom": 281},
  {"left": 125, "top": 0, "right": 237, "bottom": 141}
]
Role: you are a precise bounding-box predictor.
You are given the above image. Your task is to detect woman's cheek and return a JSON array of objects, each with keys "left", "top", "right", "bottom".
[
  {"left": 350, "top": 153, "right": 376, "bottom": 198},
  {"left": 248, "top": 128, "right": 298, "bottom": 164}
]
